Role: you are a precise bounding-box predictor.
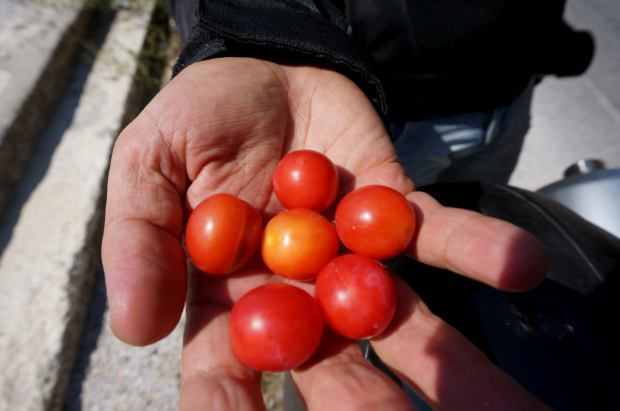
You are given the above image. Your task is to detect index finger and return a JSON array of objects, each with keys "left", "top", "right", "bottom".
[{"left": 404, "top": 191, "right": 549, "bottom": 292}]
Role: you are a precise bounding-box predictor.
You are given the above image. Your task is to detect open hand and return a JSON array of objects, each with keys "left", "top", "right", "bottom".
[{"left": 102, "top": 58, "right": 550, "bottom": 410}]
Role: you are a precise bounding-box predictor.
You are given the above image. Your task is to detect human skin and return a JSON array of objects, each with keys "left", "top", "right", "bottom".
[{"left": 101, "top": 57, "right": 551, "bottom": 411}]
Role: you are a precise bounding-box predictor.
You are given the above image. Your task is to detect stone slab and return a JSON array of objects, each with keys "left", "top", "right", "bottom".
[
  {"left": 0, "top": 0, "right": 93, "bottom": 220},
  {"left": 62, "top": 15, "right": 186, "bottom": 409},
  {"left": 0, "top": 2, "right": 155, "bottom": 410}
]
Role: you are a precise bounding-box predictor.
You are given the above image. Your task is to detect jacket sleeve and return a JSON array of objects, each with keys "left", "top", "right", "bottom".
[{"left": 168, "top": 0, "right": 389, "bottom": 125}]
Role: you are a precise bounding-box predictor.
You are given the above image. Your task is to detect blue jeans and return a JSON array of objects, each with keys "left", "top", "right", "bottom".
[{"left": 391, "top": 77, "right": 535, "bottom": 188}]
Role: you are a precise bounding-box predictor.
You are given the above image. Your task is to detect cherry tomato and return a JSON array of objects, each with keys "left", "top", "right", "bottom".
[
  {"left": 273, "top": 150, "right": 339, "bottom": 212},
  {"left": 315, "top": 254, "right": 397, "bottom": 340},
  {"left": 262, "top": 208, "right": 340, "bottom": 281},
  {"left": 229, "top": 283, "right": 324, "bottom": 372},
  {"left": 262, "top": 208, "right": 339, "bottom": 281},
  {"left": 185, "top": 193, "right": 262, "bottom": 275},
  {"left": 335, "top": 185, "right": 416, "bottom": 260}
]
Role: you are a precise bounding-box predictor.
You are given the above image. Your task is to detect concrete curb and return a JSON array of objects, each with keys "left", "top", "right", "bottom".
[{"left": 0, "top": 2, "right": 155, "bottom": 410}]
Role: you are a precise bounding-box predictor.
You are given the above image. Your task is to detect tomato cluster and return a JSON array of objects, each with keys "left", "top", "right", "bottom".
[{"left": 185, "top": 150, "right": 416, "bottom": 372}]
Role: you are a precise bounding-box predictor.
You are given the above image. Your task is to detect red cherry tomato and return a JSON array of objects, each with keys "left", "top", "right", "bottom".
[
  {"left": 185, "top": 193, "right": 262, "bottom": 275},
  {"left": 335, "top": 185, "right": 416, "bottom": 260},
  {"left": 262, "top": 209, "right": 339, "bottom": 281},
  {"left": 315, "top": 254, "right": 397, "bottom": 340},
  {"left": 229, "top": 283, "right": 324, "bottom": 372},
  {"left": 273, "top": 150, "right": 339, "bottom": 212}
]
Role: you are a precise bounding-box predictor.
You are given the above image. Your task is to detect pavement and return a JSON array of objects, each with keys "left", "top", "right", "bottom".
[
  {"left": 509, "top": 0, "right": 620, "bottom": 190},
  {"left": 0, "top": 0, "right": 618, "bottom": 410}
]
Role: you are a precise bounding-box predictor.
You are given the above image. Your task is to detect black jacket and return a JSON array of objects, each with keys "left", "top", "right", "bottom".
[{"left": 166, "top": 0, "right": 594, "bottom": 123}]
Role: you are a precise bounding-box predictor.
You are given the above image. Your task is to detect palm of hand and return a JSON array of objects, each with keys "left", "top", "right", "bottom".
[{"left": 102, "top": 58, "right": 551, "bottom": 410}]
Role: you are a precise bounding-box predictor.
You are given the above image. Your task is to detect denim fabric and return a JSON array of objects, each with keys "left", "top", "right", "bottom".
[{"left": 392, "top": 77, "right": 535, "bottom": 188}]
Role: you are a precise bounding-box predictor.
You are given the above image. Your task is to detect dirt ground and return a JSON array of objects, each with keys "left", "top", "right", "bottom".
[{"left": 262, "top": 372, "right": 285, "bottom": 411}]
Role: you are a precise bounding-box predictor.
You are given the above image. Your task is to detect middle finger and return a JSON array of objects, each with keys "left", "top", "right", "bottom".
[
  {"left": 290, "top": 328, "right": 416, "bottom": 411},
  {"left": 370, "top": 276, "right": 552, "bottom": 411}
]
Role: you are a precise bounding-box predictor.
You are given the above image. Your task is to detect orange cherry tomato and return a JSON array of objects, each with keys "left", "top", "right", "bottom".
[
  {"left": 315, "top": 254, "right": 397, "bottom": 340},
  {"left": 185, "top": 193, "right": 262, "bottom": 275},
  {"left": 335, "top": 185, "right": 416, "bottom": 260},
  {"left": 273, "top": 150, "right": 339, "bottom": 212},
  {"left": 229, "top": 283, "right": 324, "bottom": 372},
  {"left": 262, "top": 209, "right": 339, "bottom": 281}
]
